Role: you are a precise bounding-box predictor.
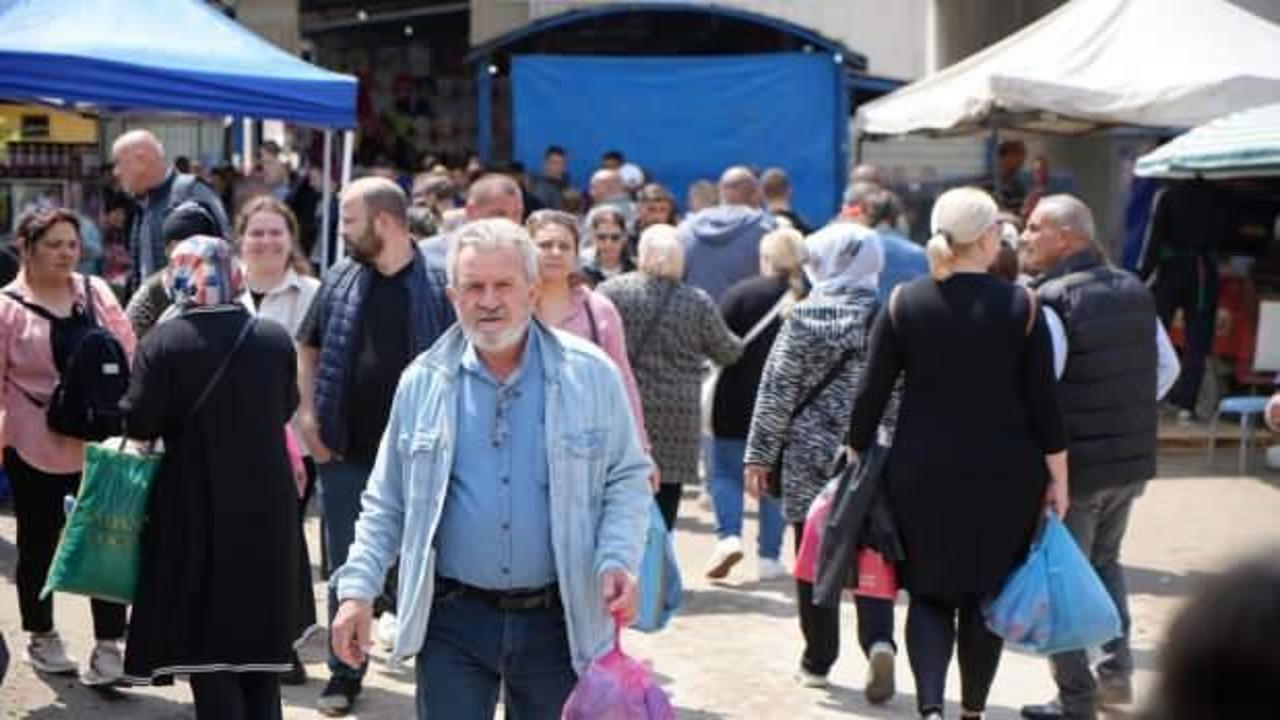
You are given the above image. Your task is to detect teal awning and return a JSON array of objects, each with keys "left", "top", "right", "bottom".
[{"left": 1135, "top": 102, "right": 1280, "bottom": 179}]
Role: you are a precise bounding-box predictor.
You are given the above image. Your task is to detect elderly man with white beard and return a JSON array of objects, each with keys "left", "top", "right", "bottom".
[{"left": 329, "top": 218, "right": 653, "bottom": 719}]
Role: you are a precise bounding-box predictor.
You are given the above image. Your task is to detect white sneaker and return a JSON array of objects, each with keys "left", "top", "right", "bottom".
[
  {"left": 376, "top": 612, "right": 398, "bottom": 651},
  {"left": 704, "top": 536, "right": 744, "bottom": 580},
  {"left": 756, "top": 557, "right": 789, "bottom": 581},
  {"left": 81, "top": 640, "right": 125, "bottom": 686},
  {"left": 864, "top": 641, "right": 896, "bottom": 705},
  {"left": 793, "top": 668, "right": 829, "bottom": 688},
  {"left": 382, "top": 654, "right": 413, "bottom": 676},
  {"left": 26, "top": 632, "right": 78, "bottom": 675}
]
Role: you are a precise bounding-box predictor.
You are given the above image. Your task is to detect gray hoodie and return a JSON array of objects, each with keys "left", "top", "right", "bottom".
[{"left": 678, "top": 205, "right": 775, "bottom": 303}]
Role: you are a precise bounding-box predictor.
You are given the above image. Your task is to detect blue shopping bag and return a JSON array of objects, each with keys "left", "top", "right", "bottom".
[
  {"left": 986, "top": 513, "right": 1121, "bottom": 655},
  {"left": 632, "top": 502, "right": 682, "bottom": 633}
]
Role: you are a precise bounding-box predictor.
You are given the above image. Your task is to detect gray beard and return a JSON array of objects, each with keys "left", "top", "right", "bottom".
[{"left": 462, "top": 316, "right": 531, "bottom": 354}]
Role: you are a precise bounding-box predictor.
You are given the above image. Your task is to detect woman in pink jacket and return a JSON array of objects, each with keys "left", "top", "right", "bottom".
[
  {"left": 0, "top": 207, "right": 136, "bottom": 686},
  {"left": 526, "top": 209, "right": 656, "bottom": 489}
]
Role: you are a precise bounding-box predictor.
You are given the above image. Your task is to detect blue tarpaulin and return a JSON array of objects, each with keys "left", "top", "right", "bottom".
[
  {"left": 0, "top": 0, "right": 357, "bottom": 128},
  {"left": 513, "top": 53, "right": 842, "bottom": 225}
]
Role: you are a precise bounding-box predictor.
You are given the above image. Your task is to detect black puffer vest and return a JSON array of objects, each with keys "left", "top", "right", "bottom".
[{"left": 1032, "top": 248, "right": 1159, "bottom": 495}]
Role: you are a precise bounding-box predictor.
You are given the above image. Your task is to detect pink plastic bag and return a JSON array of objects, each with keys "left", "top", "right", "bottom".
[
  {"left": 562, "top": 616, "right": 675, "bottom": 720},
  {"left": 853, "top": 548, "right": 899, "bottom": 600},
  {"left": 794, "top": 478, "right": 840, "bottom": 583}
]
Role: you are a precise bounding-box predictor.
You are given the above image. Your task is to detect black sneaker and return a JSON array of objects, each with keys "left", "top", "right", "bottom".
[
  {"left": 280, "top": 651, "right": 307, "bottom": 686},
  {"left": 317, "top": 675, "right": 361, "bottom": 716}
]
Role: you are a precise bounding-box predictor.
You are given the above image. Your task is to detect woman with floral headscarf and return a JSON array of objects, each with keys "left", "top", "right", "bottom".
[
  {"left": 744, "top": 222, "right": 901, "bottom": 702},
  {"left": 121, "top": 236, "right": 302, "bottom": 718}
]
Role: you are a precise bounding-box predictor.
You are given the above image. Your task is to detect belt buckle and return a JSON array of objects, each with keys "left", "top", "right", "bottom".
[{"left": 495, "top": 590, "right": 547, "bottom": 612}]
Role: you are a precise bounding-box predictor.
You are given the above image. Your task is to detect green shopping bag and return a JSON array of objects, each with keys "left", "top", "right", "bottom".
[{"left": 41, "top": 441, "right": 159, "bottom": 605}]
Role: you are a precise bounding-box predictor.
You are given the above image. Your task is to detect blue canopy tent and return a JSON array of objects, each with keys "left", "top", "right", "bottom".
[
  {"left": 468, "top": 3, "right": 889, "bottom": 224},
  {"left": 0, "top": 0, "right": 356, "bottom": 127},
  {"left": 0, "top": 0, "right": 358, "bottom": 264}
]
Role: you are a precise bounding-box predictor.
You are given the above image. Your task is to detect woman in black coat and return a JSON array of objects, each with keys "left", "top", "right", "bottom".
[
  {"left": 122, "top": 236, "right": 300, "bottom": 719},
  {"left": 848, "top": 188, "right": 1068, "bottom": 720}
]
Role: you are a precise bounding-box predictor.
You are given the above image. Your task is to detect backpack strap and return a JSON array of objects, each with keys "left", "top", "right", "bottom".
[
  {"left": 80, "top": 274, "right": 99, "bottom": 327},
  {"left": 1023, "top": 286, "right": 1039, "bottom": 338},
  {"left": 3, "top": 290, "right": 59, "bottom": 323},
  {"left": 887, "top": 284, "right": 904, "bottom": 331},
  {"left": 633, "top": 281, "right": 678, "bottom": 358},
  {"left": 185, "top": 316, "right": 256, "bottom": 425},
  {"left": 582, "top": 293, "right": 601, "bottom": 347}
]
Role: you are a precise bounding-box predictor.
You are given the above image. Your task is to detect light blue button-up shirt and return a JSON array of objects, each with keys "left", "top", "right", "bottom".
[{"left": 434, "top": 329, "right": 555, "bottom": 590}]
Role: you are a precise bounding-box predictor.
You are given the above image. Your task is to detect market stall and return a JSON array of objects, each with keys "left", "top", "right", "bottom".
[
  {"left": 1133, "top": 103, "right": 1280, "bottom": 412},
  {"left": 0, "top": 0, "right": 358, "bottom": 265}
]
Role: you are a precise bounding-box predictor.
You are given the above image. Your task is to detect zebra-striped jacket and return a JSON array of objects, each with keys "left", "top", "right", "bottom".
[{"left": 744, "top": 286, "right": 896, "bottom": 523}]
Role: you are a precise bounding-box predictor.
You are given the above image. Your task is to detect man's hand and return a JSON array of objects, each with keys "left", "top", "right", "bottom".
[
  {"left": 744, "top": 463, "right": 771, "bottom": 500},
  {"left": 648, "top": 462, "right": 661, "bottom": 493},
  {"left": 330, "top": 599, "right": 373, "bottom": 669},
  {"left": 300, "top": 414, "right": 334, "bottom": 465},
  {"left": 600, "top": 568, "right": 638, "bottom": 625}
]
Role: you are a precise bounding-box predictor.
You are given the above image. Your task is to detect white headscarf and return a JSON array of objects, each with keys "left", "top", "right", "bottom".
[{"left": 802, "top": 222, "right": 883, "bottom": 295}]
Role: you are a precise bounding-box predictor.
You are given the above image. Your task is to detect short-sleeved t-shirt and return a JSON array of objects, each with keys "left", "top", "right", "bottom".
[{"left": 299, "top": 263, "right": 413, "bottom": 461}]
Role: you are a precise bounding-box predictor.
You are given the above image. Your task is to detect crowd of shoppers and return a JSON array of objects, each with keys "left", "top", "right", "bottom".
[{"left": 4, "top": 125, "right": 1265, "bottom": 720}]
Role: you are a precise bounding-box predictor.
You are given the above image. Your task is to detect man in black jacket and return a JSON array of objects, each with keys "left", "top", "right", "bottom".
[
  {"left": 112, "top": 130, "right": 230, "bottom": 291},
  {"left": 1020, "top": 195, "right": 1172, "bottom": 720}
]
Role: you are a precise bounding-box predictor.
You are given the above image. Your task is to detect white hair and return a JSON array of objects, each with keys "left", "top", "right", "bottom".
[
  {"left": 637, "top": 224, "right": 685, "bottom": 279},
  {"left": 926, "top": 187, "right": 998, "bottom": 281},
  {"left": 1035, "top": 194, "right": 1096, "bottom": 243},
  {"left": 445, "top": 218, "right": 538, "bottom": 288}
]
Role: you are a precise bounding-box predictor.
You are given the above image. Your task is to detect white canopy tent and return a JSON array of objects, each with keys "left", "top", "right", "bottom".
[{"left": 857, "top": 0, "right": 1280, "bottom": 138}]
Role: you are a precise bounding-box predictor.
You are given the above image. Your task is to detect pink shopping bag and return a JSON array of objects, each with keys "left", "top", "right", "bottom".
[
  {"left": 794, "top": 478, "right": 839, "bottom": 583},
  {"left": 562, "top": 615, "right": 675, "bottom": 720},
  {"left": 853, "top": 548, "right": 898, "bottom": 600}
]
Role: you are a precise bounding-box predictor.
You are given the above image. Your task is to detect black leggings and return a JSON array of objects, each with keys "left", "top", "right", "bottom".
[
  {"left": 190, "top": 671, "right": 282, "bottom": 720},
  {"left": 906, "top": 592, "right": 1004, "bottom": 716},
  {"left": 654, "top": 483, "right": 682, "bottom": 531},
  {"left": 790, "top": 523, "right": 895, "bottom": 676},
  {"left": 5, "top": 448, "right": 127, "bottom": 639}
]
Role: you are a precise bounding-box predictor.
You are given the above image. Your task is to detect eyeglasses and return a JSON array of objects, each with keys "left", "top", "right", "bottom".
[{"left": 595, "top": 233, "right": 624, "bottom": 242}]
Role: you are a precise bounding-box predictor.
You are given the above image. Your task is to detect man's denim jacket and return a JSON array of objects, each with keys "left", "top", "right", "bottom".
[{"left": 332, "top": 320, "right": 653, "bottom": 671}]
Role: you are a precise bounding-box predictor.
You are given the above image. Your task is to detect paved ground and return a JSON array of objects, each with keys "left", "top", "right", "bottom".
[{"left": 2, "top": 450, "right": 1278, "bottom": 719}]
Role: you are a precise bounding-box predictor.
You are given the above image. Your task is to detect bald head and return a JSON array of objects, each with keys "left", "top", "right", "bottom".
[
  {"left": 718, "top": 166, "right": 761, "bottom": 207},
  {"left": 590, "top": 169, "right": 623, "bottom": 203},
  {"left": 111, "top": 130, "right": 168, "bottom": 195},
  {"left": 466, "top": 173, "right": 523, "bottom": 223}
]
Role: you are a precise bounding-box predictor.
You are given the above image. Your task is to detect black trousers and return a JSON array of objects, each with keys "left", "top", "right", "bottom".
[
  {"left": 5, "top": 448, "right": 127, "bottom": 639},
  {"left": 190, "top": 671, "right": 282, "bottom": 720},
  {"left": 790, "top": 523, "right": 895, "bottom": 676},
  {"left": 1153, "top": 255, "right": 1219, "bottom": 413},
  {"left": 906, "top": 592, "right": 1004, "bottom": 716},
  {"left": 294, "top": 458, "right": 318, "bottom": 637},
  {"left": 654, "top": 483, "right": 682, "bottom": 531}
]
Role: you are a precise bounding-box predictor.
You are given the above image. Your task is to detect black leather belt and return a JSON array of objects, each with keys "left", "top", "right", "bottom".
[{"left": 436, "top": 576, "right": 560, "bottom": 612}]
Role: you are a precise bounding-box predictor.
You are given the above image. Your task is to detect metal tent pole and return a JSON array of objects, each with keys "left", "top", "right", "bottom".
[
  {"left": 320, "top": 129, "right": 333, "bottom": 270},
  {"left": 338, "top": 129, "right": 354, "bottom": 261}
]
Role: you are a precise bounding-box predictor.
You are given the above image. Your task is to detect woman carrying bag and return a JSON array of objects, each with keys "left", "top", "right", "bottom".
[
  {"left": 121, "top": 236, "right": 301, "bottom": 719},
  {"left": 0, "top": 207, "right": 135, "bottom": 686},
  {"left": 847, "top": 187, "right": 1068, "bottom": 720},
  {"left": 743, "top": 224, "right": 899, "bottom": 701}
]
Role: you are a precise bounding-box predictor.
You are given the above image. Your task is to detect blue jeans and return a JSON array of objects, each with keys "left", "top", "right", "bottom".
[
  {"left": 415, "top": 591, "right": 577, "bottom": 719},
  {"left": 1050, "top": 483, "right": 1143, "bottom": 716},
  {"left": 708, "top": 437, "right": 785, "bottom": 560},
  {"left": 319, "top": 458, "right": 372, "bottom": 682}
]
